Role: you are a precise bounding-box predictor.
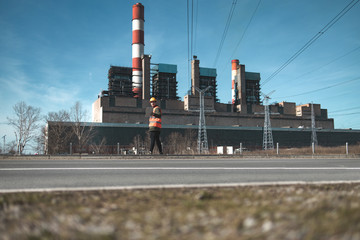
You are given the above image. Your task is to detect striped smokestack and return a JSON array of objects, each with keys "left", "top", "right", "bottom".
[
  {"left": 231, "top": 59, "right": 239, "bottom": 104},
  {"left": 132, "top": 3, "right": 144, "bottom": 98}
]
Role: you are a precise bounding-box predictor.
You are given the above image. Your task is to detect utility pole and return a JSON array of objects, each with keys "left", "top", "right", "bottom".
[
  {"left": 311, "top": 102, "right": 318, "bottom": 146},
  {"left": 262, "top": 91, "right": 275, "bottom": 150},
  {"left": 194, "top": 86, "right": 213, "bottom": 154}
]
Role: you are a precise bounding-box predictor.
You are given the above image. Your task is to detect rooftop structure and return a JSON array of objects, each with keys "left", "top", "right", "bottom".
[
  {"left": 107, "top": 66, "right": 133, "bottom": 97},
  {"left": 151, "top": 63, "right": 179, "bottom": 100},
  {"left": 191, "top": 57, "right": 218, "bottom": 101},
  {"left": 231, "top": 59, "right": 261, "bottom": 113}
]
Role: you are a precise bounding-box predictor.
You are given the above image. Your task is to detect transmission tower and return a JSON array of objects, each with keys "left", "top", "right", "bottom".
[
  {"left": 311, "top": 102, "right": 318, "bottom": 146},
  {"left": 262, "top": 91, "right": 275, "bottom": 150},
  {"left": 195, "top": 86, "right": 212, "bottom": 154}
]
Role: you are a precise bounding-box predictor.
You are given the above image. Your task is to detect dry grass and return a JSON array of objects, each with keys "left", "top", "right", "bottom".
[
  {"left": 1, "top": 183, "right": 360, "bottom": 239},
  {"left": 236, "top": 143, "right": 360, "bottom": 156}
]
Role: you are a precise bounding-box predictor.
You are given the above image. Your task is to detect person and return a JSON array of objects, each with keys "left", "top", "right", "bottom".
[{"left": 149, "top": 97, "right": 163, "bottom": 154}]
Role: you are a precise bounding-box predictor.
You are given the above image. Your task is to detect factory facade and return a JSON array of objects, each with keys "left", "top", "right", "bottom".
[
  {"left": 92, "top": 3, "right": 334, "bottom": 129},
  {"left": 92, "top": 55, "right": 334, "bottom": 130}
]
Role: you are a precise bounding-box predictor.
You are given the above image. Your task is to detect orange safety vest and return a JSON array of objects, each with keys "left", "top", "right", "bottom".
[{"left": 149, "top": 106, "right": 162, "bottom": 129}]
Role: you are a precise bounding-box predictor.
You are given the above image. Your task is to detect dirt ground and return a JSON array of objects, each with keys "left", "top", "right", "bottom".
[{"left": 1, "top": 183, "right": 360, "bottom": 240}]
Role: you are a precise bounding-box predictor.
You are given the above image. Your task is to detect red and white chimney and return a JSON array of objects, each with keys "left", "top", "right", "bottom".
[
  {"left": 231, "top": 59, "right": 239, "bottom": 104},
  {"left": 132, "top": 3, "right": 144, "bottom": 98}
]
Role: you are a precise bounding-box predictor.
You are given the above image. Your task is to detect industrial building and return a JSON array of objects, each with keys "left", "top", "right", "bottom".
[
  {"left": 92, "top": 2, "right": 333, "bottom": 130},
  {"left": 92, "top": 54, "right": 334, "bottom": 130},
  {"left": 151, "top": 63, "right": 179, "bottom": 100},
  {"left": 45, "top": 2, "right": 359, "bottom": 154}
]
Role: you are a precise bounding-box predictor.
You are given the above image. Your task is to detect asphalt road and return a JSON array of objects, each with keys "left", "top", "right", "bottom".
[{"left": 1, "top": 157, "right": 360, "bottom": 192}]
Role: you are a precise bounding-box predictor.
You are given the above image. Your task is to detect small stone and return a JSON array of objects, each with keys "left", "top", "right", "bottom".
[
  {"left": 243, "top": 217, "right": 257, "bottom": 228},
  {"left": 262, "top": 220, "right": 273, "bottom": 232}
]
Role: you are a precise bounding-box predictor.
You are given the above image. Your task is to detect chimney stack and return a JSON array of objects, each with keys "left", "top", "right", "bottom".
[
  {"left": 132, "top": 3, "right": 144, "bottom": 98},
  {"left": 231, "top": 59, "right": 239, "bottom": 105}
]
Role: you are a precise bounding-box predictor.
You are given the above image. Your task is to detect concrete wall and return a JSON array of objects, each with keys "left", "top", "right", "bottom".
[
  {"left": 184, "top": 95, "right": 214, "bottom": 111},
  {"left": 47, "top": 122, "right": 360, "bottom": 154},
  {"left": 165, "top": 99, "right": 184, "bottom": 110},
  {"left": 92, "top": 98, "right": 103, "bottom": 122},
  {"left": 296, "top": 103, "right": 321, "bottom": 117},
  {"left": 92, "top": 96, "right": 335, "bottom": 129},
  {"left": 214, "top": 102, "right": 231, "bottom": 112},
  {"left": 279, "top": 102, "right": 296, "bottom": 115},
  {"left": 115, "top": 96, "right": 137, "bottom": 107}
]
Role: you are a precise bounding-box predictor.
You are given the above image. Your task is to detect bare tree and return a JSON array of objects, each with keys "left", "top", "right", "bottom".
[
  {"left": 44, "top": 110, "right": 72, "bottom": 154},
  {"left": 90, "top": 137, "right": 107, "bottom": 154},
  {"left": 184, "top": 129, "right": 197, "bottom": 154},
  {"left": 165, "top": 130, "right": 197, "bottom": 154},
  {"left": 7, "top": 101, "right": 41, "bottom": 154},
  {"left": 47, "top": 110, "right": 71, "bottom": 122},
  {"left": 131, "top": 134, "right": 148, "bottom": 154},
  {"left": 166, "top": 132, "right": 184, "bottom": 154},
  {"left": 34, "top": 127, "right": 46, "bottom": 154},
  {"left": 6, "top": 141, "right": 17, "bottom": 155},
  {"left": 70, "top": 101, "right": 94, "bottom": 153}
]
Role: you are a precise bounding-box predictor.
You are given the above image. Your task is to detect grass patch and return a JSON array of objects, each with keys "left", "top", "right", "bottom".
[
  {"left": 1, "top": 184, "right": 360, "bottom": 239},
  {"left": 240, "top": 143, "right": 360, "bottom": 156}
]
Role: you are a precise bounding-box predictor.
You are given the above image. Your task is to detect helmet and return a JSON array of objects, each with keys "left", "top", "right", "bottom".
[{"left": 150, "top": 97, "right": 157, "bottom": 102}]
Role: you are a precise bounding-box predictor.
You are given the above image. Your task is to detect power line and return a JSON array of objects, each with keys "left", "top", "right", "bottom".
[
  {"left": 213, "top": 0, "right": 237, "bottom": 67},
  {"left": 218, "top": 0, "right": 262, "bottom": 77},
  {"left": 187, "top": 0, "right": 198, "bottom": 92},
  {"left": 262, "top": 0, "right": 360, "bottom": 86},
  {"left": 273, "top": 76, "right": 360, "bottom": 99},
  {"left": 229, "top": 0, "right": 262, "bottom": 61},
  {"left": 193, "top": 0, "right": 199, "bottom": 55},
  {"left": 290, "top": 46, "right": 360, "bottom": 82},
  {"left": 331, "top": 111, "right": 360, "bottom": 116},
  {"left": 187, "top": 0, "right": 190, "bottom": 90},
  {"left": 329, "top": 106, "right": 360, "bottom": 113},
  {"left": 191, "top": 0, "right": 194, "bottom": 60}
]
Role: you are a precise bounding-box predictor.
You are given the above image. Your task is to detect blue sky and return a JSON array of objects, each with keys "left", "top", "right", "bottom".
[{"left": 1, "top": 0, "right": 360, "bottom": 145}]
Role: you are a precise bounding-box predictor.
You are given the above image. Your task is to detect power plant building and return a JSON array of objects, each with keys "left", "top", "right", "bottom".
[
  {"left": 90, "top": 2, "right": 336, "bottom": 143},
  {"left": 46, "top": 2, "right": 360, "bottom": 154}
]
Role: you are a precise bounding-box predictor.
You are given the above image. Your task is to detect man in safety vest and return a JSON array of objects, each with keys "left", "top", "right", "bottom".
[{"left": 149, "top": 97, "right": 163, "bottom": 154}]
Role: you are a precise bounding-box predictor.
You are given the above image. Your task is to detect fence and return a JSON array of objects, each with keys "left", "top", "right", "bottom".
[{"left": 66, "top": 141, "right": 360, "bottom": 156}]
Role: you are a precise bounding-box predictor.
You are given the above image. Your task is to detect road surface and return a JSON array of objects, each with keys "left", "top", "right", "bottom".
[{"left": 1, "top": 157, "right": 359, "bottom": 192}]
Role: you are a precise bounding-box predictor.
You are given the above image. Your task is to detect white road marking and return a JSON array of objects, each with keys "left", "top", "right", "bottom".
[
  {"left": 1, "top": 167, "right": 360, "bottom": 171},
  {"left": 1, "top": 180, "right": 360, "bottom": 193}
]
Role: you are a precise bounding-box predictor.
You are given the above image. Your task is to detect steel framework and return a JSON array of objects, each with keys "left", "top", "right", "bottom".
[
  {"left": 262, "top": 91, "right": 275, "bottom": 150},
  {"left": 195, "top": 86, "right": 212, "bottom": 154},
  {"left": 311, "top": 102, "right": 318, "bottom": 146}
]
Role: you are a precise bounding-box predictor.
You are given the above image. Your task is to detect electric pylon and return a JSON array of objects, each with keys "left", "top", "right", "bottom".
[
  {"left": 311, "top": 102, "right": 318, "bottom": 146},
  {"left": 195, "top": 86, "right": 212, "bottom": 154},
  {"left": 262, "top": 91, "right": 275, "bottom": 150}
]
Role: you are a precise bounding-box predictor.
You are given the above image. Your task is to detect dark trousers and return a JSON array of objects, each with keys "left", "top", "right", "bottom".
[{"left": 150, "top": 131, "right": 162, "bottom": 154}]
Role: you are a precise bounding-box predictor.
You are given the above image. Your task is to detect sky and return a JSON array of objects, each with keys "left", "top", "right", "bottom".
[{"left": 1, "top": 0, "right": 360, "bottom": 147}]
